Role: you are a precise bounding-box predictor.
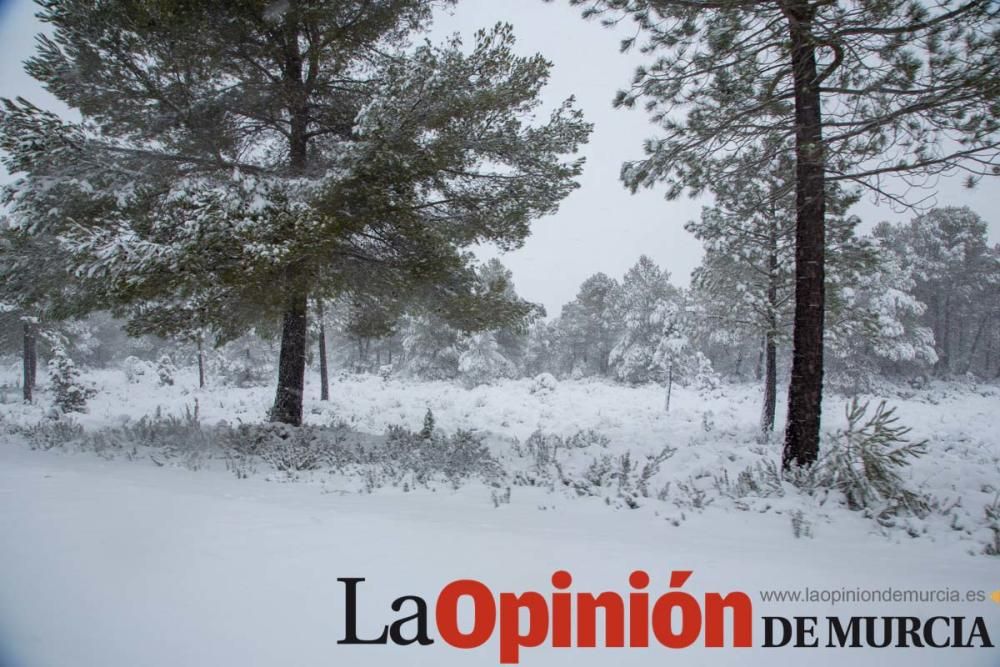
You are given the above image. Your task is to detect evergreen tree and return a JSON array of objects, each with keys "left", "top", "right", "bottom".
[
  {"left": 399, "top": 313, "right": 463, "bottom": 380},
  {"left": 556, "top": 272, "right": 623, "bottom": 376},
  {"left": 48, "top": 344, "right": 89, "bottom": 413},
  {"left": 824, "top": 236, "right": 938, "bottom": 388},
  {"left": 609, "top": 255, "right": 678, "bottom": 383},
  {"left": 523, "top": 318, "right": 561, "bottom": 376},
  {"left": 476, "top": 259, "right": 544, "bottom": 372},
  {"left": 874, "top": 208, "right": 1000, "bottom": 377},
  {"left": 458, "top": 332, "right": 517, "bottom": 387},
  {"left": 570, "top": 0, "right": 999, "bottom": 467},
  {"left": 688, "top": 155, "right": 872, "bottom": 435},
  {"left": 1, "top": 3, "right": 590, "bottom": 425}
]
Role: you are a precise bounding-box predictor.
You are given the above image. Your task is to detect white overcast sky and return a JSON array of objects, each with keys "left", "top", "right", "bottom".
[{"left": 1, "top": 0, "right": 997, "bottom": 315}]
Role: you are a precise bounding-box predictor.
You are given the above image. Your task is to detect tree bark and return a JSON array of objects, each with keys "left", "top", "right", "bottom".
[
  {"left": 317, "top": 300, "right": 330, "bottom": 401},
  {"left": 782, "top": 2, "right": 827, "bottom": 469},
  {"left": 939, "top": 294, "right": 952, "bottom": 374},
  {"left": 760, "top": 200, "right": 780, "bottom": 439},
  {"left": 22, "top": 321, "right": 36, "bottom": 404},
  {"left": 269, "top": 7, "right": 312, "bottom": 426},
  {"left": 754, "top": 336, "right": 765, "bottom": 381},
  {"left": 760, "top": 331, "right": 777, "bottom": 437},
  {"left": 664, "top": 363, "right": 673, "bottom": 413},
  {"left": 963, "top": 313, "right": 988, "bottom": 376},
  {"left": 197, "top": 337, "right": 206, "bottom": 389},
  {"left": 271, "top": 286, "right": 309, "bottom": 426}
]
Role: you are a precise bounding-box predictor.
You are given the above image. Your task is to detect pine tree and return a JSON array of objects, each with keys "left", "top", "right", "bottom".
[
  {"left": 476, "top": 259, "right": 544, "bottom": 372},
  {"left": 48, "top": 344, "right": 89, "bottom": 413},
  {"left": 570, "top": 0, "right": 999, "bottom": 467},
  {"left": 824, "top": 229, "right": 938, "bottom": 389},
  {"left": 609, "top": 256, "right": 677, "bottom": 383},
  {"left": 1, "top": 4, "right": 590, "bottom": 426},
  {"left": 688, "top": 154, "right": 873, "bottom": 435},
  {"left": 399, "top": 314, "right": 463, "bottom": 380},
  {"left": 874, "top": 208, "right": 1000, "bottom": 378},
  {"left": 458, "top": 332, "right": 517, "bottom": 387},
  {"left": 556, "top": 272, "right": 623, "bottom": 376},
  {"left": 0, "top": 211, "right": 85, "bottom": 403}
]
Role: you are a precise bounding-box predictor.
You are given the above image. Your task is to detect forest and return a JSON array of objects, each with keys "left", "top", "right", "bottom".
[{"left": 0, "top": 1, "right": 997, "bottom": 665}]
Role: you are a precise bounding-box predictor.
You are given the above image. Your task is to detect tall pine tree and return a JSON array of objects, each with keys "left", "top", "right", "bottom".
[
  {"left": 569, "top": 0, "right": 999, "bottom": 467},
  {"left": 1, "top": 2, "right": 590, "bottom": 425}
]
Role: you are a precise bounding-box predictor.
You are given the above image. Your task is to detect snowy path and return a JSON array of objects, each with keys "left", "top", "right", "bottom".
[{"left": 0, "top": 445, "right": 997, "bottom": 667}]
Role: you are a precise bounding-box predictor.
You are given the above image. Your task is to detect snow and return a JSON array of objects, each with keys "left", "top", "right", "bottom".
[{"left": 1, "top": 370, "right": 999, "bottom": 665}]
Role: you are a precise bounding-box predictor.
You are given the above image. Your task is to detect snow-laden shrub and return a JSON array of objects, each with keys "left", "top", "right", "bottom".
[
  {"left": 514, "top": 429, "right": 610, "bottom": 473},
  {"left": 808, "top": 398, "right": 928, "bottom": 515},
  {"left": 209, "top": 338, "right": 274, "bottom": 387},
  {"left": 573, "top": 447, "right": 676, "bottom": 508},
  {"left": 512, "top": 428, "right": 672, "bottom": 508},
  {"left": 213, "top": 354, "right": 269, "bottom": 387},
  {"left": 419, "top": 408, "right": 435, "bottom": 440},
  {"left": 123, "top": 355, "right": 155, "bottom": 383},
  {"left": 86, "top": 407, "right": 210, "bottom": 466},
  {"left": 692, "top": 353, "right": 721, "bottom": 393},
  {"left": 790, "top": 510, "right": 814, "bottom": 539},
  {"left": 218, "top": 418, "right": 501, "bottom": 487},
  {"left": 48, "top": 346, "right": 92, "bottom": 413},
  {"left": 529, "top": 372, "right": 558, "bottom": 395},
  {"left": 720, "top": 460, "right": 785, "bottom": 499},
  {"left": 984, "top": 496, "right": 1000, "bottom": 557},
  {"left": 156, "top": 355, "right": 176, "bottom": 386},
  {"left": 25, "top": 417, "right": 85, "bottom": 450},
  {"left": 221, "top": 422, "right": 350, "bottom": 473},
  {"left": 381, "top": 425, "right": 503, "bottom": 486}
]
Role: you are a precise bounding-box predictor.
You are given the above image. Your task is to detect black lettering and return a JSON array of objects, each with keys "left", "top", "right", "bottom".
[
  {"left": 762, "top": 617, "right": 793, "bottom": 647},
  {"left": 896, "top": 617, "right": 923, "bottom": 647},
  {"left": 922, "top": 616, "right": 950, "bottom": 648},
  {"left": 794, "top": 616, "right": 818, "bottom": 648},
  {"left": 337, "top": 577, "right": 390, "bottom": 645},
  {"left": 389, "top": 595, "right": 434, "bottom": 646},
  {"left": 826, "top": 616, "right": 862, "bottom": 647},
  {"left": 966, "top": 617, "right": 994, "bottom": 648}
]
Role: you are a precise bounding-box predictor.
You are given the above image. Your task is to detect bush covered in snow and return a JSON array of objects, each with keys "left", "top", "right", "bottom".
[
  {"left": 123, "top": 356, "right": 155, "bottom": 384},
  {"left": 508, "top": 428, "right": 674, "bottom": 509},
  {"left": 156, "top": 355, "right": 177, "bottom": 386},
  {"left": 48, "top": 346, "right": 93, "bottom": 413},
  {"left": 529, "top": 372, "right": 558, "bottom": 395},
  {"left": 803, "top": 398, "right": 928, "bottom": 515},
  {"left": 981, "top": 496, "right": 1000, "bottom": 556}
]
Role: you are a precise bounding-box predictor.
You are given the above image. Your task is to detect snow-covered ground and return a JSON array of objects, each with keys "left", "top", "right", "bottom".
[{"left": 1, "top": 369, "right": 998, "bottom": 665}]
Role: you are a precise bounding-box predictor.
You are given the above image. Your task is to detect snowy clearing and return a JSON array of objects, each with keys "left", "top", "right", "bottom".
[{"left": 1, "top": 372, "right": 998, "bottom": 666}]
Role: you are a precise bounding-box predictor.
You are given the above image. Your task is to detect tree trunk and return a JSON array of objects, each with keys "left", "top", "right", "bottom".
[
  {"left": 664, "top": 363, "right": 673, "bottom": 413},
  {"left": 937, "top": 294, "right": 952, "bottom": 374},
  {"left": 760, "top": 331, "right": 778, "bottom": 438},
  {"left": 782, "top": 3, "right": 827, "bottom": 469},
  {"left": 197, "top": 337, "right": 206, "bottom": 389},
  {"left": 317, "top": 300, "right": 330, "bottom": 401},
  {"left": 963, "top": 313, "right": 988, "bottom": 376},
  {"left": 760, "top": 200, "right": 780, "bottom": 439},
  {"left": 271, "top": 287, "right": 309, "bottom": 426},
  {"left": 22, "top": 321, "right": 36, "bottom": 404},
  {"left": 754, "top": 336, "right": 765, "bottom": 381},
  {"left": 270, "top": 8, "right": 311, "bottom": 426}
]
